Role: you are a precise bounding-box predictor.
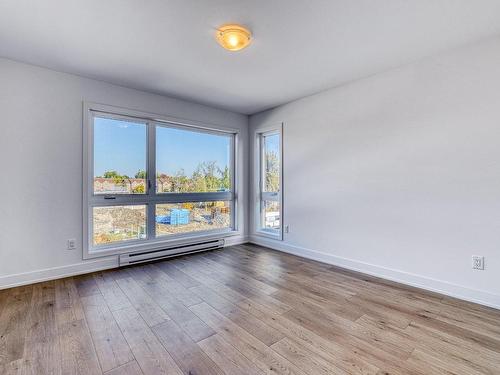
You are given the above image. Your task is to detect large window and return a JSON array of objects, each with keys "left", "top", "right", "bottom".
[
  {"left": 84, "top": 104, "right": 237, "bottom": 257},
  {"left": 257, "top": 128, "right": 282, "bottom": 238}
]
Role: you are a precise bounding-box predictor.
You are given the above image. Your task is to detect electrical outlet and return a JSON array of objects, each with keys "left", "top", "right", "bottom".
[
  {"left": 472, "top": 255, "right": 484, "bottom": 270},
  {"left": 67, "top": 239, "right": 77, "bottom": 250}
]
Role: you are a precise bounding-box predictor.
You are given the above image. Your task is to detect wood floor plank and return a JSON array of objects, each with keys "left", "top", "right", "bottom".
[
  {"left": 199, "top": 253, "right": 279, "bottom": 295},
  {"left": 131, "top": 268, "right": 215, "bottom": 343},
  {"left": 55, "top": 277, "right": 102, "bottom": 375},
  {"left": 93, "top": 271, "right": 132, "bottom": 312},
  {"left": 58, "top": 319, "right": 102, "bottom": 375},
  {"left": 353, "top": 314, "right": 415, "bottom": 359},
  {"left": 213, "top": 249, "right": 359, "bottom": 316},
  {"left": 190, "top": 302, "right": 307, "bottom": 375},
  {"left": 0, "top": 285, "right": 33, "bottom": 368},
  {"left": 143, "top": 264, "right": 203, "bottom": 307},
  {"left": 197, "top": 334, "right": 265, "bottom": 375},
  {"left": 407, "top": 348, "right": 487, "bottom": 375},
  {"left": 271, "top": 288, "right": 362, "bottom": 322},
  {"left": 190, "top": 284, "right": 285, "bottom": 346},
  {"left": 104, "top": 360, "right": 144, "bottom": 375},
  {"left": 0, "top": 289, "right": 9, "bottom": 321},
  {"left": 1, "top": 244, "right": 499, "bottom": 374},
  {"left": 174, "top": 260, "right": 249, "bottom": 303},
  {"left": 115, "top": 276, "right": 170, "bottom": 327},
  {"left": 153, "top": 320, "right": 223, "bottom": 375},
  {"left": 189, "top": 257, "right": 278, "bottom": 300},
  {"left": 233, "top": 297, "right": 381, "bottom": 375},
  {"left": 155, "top": 261, "right": 200, "bottom": 288},
  {"left": 440, "top": 295, "right": 500, "bottom": 320},
  {"left": 271, "top": 337, "right": 348, "bottom": 375},
  {"left": 54, "top": 278, "right": 86, "bottom": 326},
  {"left": 112, "top": 306, "right": 182, "bottom": 375},
  {"left": 74, "top": 274, "right": 101, "bottom": 297},
  {"left": 21, "top": 281, "right": 61, "bottom": 375},
  {"left": 280, "top": 296, "right": 424, "bottom": 374},
  {"left": 175, "top": 257, "right": 291, "bottom": 313},
  {"left": 404, "top": 321, "right": 500, "bottom": 374},
  {"left": 81, "top": 293, "right": 135, "bottom": 372}
]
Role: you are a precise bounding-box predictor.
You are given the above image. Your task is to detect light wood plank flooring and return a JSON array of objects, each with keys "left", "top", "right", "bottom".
[{"left": 1, "top": 244, "right": 499, "bottom": 374}]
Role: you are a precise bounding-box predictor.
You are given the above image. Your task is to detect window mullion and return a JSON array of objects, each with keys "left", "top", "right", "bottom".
[
  {"left": 147, "top": 121, "right": 156, "bottom": 240},
  {"left": 88, "top": 195, "right": 149, "bottom": 206}
]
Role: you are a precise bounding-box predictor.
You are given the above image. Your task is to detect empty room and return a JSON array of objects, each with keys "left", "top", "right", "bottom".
[{"left": 1, "top": 1, "right": 499, "bottom": 374}]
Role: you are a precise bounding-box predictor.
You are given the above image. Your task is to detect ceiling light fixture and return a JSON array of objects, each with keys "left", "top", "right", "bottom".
[{"left": 215, "top": 24, "right": 252, "bottom": 52}]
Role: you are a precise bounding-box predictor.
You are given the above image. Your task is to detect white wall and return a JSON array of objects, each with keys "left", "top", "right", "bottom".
[
  {"left": 0, "top": 58, "right": 248, "bottom": 288},
  {"left": 250, "top": 37, "right": 500, "bottom": 308},
  {"left": 2, "top": 37, "right": 500, "bottom": 308}
]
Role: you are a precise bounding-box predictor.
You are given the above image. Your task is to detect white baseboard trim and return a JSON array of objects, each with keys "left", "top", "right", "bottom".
[
  {"left": 0, "top": 235, "right": 249, "bottom": 290},
  {"left": 249, "top": 235, "right": 500, "bottom": 310},
  {"left": 225, "top": 235, "right": 249, "bottom": 247},
  {"left": 0, "top": 257, "right": 119, "bottom": 290}
]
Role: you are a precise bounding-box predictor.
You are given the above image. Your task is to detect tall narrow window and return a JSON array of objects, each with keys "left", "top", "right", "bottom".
[
  {"left": 84, "top": 104, "right": 237, "bottom": 258},
  {"left": 258, "top": 129, "right": 282, "bottom": 238}
]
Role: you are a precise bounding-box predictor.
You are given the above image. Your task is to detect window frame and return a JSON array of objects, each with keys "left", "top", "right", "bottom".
[
  {"left": 83, "top": 102, "right": 239, "bottom": 259},
  {"left": 254, "top": 123, "right": 283, "bottom": 240}
]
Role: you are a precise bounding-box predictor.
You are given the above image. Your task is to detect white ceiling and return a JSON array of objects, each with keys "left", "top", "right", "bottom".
[{"left": 1, "top": 1, "right": 500, "bottom": 114}]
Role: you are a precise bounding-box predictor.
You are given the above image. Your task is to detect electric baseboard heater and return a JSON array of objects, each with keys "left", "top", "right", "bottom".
[{"left": 119, "top": 238, "right": 224, "bottom": 266}]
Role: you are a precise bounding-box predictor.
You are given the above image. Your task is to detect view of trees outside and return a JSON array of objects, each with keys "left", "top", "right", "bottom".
[
  {"left": 92, "top": 159, "right": 232, "bottom": 245},
  {"left": 156, "top": 161, "right": 231, "bottom": 193},
  {"left": 265, "top": 151, "right": 280, "bottom": 192},
  {"left": 263, "top": 133, "right": 280, "bottom": 230},
  {"left": 92, "top": 116, "right": 234, "bottom": 246},
  {"left": 94, "top": 170, "right": 146, "bottom": 194},
  {"left": 94, "top": 161, "right": 230, "bottom": 194}
]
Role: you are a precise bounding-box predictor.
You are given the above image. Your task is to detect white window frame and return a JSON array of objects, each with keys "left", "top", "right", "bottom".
[
  {"left": 254, "top": 123, "right": 283, "bottom": 240},
  {"left": 83, "top": 102, "right": 239, "bottom": 259}
]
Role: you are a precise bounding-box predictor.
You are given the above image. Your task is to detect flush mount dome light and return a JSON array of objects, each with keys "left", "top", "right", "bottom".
[{"left": 216, "top": 24, "right": 252, "bottom": 51}]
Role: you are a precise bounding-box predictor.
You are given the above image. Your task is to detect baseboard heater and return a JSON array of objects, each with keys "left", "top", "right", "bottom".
[{"left": 119, "top": 238, "right": 225, "bottom": 266}]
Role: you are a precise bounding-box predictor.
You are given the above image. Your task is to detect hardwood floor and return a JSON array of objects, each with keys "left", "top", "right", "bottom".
[{"left": 1, "top": 243, "right": 499, "bottom": 374}]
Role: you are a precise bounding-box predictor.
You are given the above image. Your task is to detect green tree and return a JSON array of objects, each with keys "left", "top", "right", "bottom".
[
  {"left": 193, "top": 161, "right": 221, "bottom": 192},
  {"left": 221, "top": 166, "right": 230, "bottom": 191},
  {"left": 135, "top": 170, "right": 146, "bottom": 179},
  {"left": 192, "top": 168, "right": 208, "bottom": 192},
  {"left": 132, "top": 184, "right": 145, "bottom": 194},
  {"left": 265, "top": 151, "right": 280, "bottom": 192},
  {"left": 102, "top": 170, "right": 120, "bottom": 178},
  {"left": 172, "top": 169, "right": 190, "bottom": 192}
]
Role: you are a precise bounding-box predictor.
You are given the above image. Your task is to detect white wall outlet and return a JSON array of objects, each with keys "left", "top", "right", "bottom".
[
  {"left": 67, "top": 239, "right": 77, "bottom": 250},
  {"left": 285, "top": 225, "right": 290, "bottom": 233},
  {"left": 472, "top": 255, "right": 484, "bottom": 270}
]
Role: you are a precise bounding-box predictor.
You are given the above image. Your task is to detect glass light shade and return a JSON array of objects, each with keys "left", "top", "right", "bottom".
[{"left": 216, "top": 24, "right": 252, "bottom": 51}]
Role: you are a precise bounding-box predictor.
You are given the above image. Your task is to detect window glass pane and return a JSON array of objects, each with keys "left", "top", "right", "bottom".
[
  {"left": 156, "top": 201, "right": 231, "bottom": 237},
  {"left": 93, "top": 116, "right": 147, "bottom": 194},
  {"left": 262, "top": 200, "right": 280, "bottom": 231},
  {"left": 156, "top": 126, "right": 231, "bottom": 193},
  {"left": 263, "top": 134, "right": 280, "bottom": 192},
  {"left": 93, "top": 205, "right": 146, "bottom": 245}
]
